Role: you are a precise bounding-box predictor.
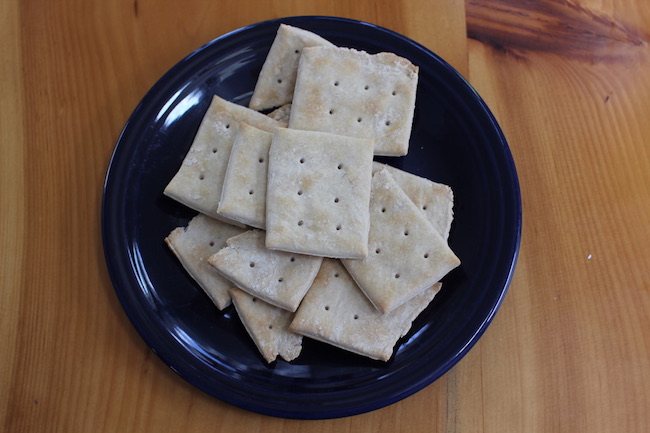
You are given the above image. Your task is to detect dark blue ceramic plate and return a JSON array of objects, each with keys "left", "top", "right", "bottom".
[{"left": 102, "top": 16, "right": 521, "bottom": 419}]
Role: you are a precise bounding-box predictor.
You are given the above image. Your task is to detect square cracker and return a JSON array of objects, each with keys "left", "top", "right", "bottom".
[
  {"left": 373, "top": 162, "right": 454, "bottom": 240},
  {"left": 265, "top": 128, "right": 374, "bottom": 259},
  {"left": 217, "top": 123, "right": 272, "bottom": 229},
  {"left": 249, "top": 24, "right": 335, "bottom": 111},
  {"left": 163, "top": 95, "right": 285, "bottom": 223},
  {"left": 288, "top": 46, "right": 418, "bottom": 156},
  {"left": 208, "top": 229, "right": 323, "bottom": 312},
  {"left": 290, "top": 259, "right": 441, "bottom": 362},
  {"left": 230, "top": 288, "right": 302, "bottom": 363},
  {"left": 164, "top": 213, "right": 246, "bottom": 310},
  {"left": 342, "top": 168, "right": 460, "bottom": 314}
]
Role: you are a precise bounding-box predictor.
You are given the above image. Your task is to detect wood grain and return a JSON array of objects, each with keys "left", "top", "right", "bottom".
[
  {"left": 467, "top": 0, "right": 646, "bottom": 60},
  {"left": 465, "top": 1, "right": 650, "bottom": 431},
  {"left": 1, "top": 0, "right": 26, "bottom": 429},
  {"left": 2, "top": 0, "right": 650, "bottom": 432}
]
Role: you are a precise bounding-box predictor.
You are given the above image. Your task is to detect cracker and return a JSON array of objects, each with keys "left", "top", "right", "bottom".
[
  {"left": 249, "top": 24, "right": 335, "bottom": 111},
  {"left": 265, "top": 128, "right": 374, "bottom": 259},
  {"left": 290, "top": 259, "right": 441, "bottom": 361},
  {"left": 163, "top": 95, "right": 285, "bottom": 223},
  {"left": 373, "top": 162, "right": 454, "bottom": 240},
  {"left": 288, "top": 46, "right": 418, "bottom": 156},
  {"left": 341, "top": 168, "right": 460, "bottom": 314},
  {"left": 266, "top": 103, "right": 291, "bottom": 123},
  {"left": 230, "top": 288, "right": 302, "bottom": 363},
  {"left": 217, "top": 123, "right": 272, "bottom": 229},
  {"left": 208, "top": 230, "right": 323, "bottom": 312},
  {"left": 164, "top": 213, "right": 246, "bottom": 310}
]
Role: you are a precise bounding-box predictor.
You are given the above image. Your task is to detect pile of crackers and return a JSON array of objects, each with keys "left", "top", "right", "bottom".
[{"left": 163, "top": 24, "right": 460, "bottom": 363}]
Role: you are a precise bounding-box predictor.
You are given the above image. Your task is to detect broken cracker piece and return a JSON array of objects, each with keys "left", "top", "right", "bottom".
[
  {"left": 165, "top": 213, "right": 246, "bottom": 310},
  {"left": 230, "top": 288, "right": 302, "bottom": 363},
  {"left": 266, "top": 103, "right": 292, "bottom": 123}
]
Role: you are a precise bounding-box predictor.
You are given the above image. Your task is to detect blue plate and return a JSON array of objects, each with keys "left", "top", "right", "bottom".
[{"left": 102, "top": 16, "right": 521, "bottom": 419}]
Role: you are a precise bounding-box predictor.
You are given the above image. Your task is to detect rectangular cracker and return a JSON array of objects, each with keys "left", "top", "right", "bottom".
[
  {"left": 288, "top": 46, "right": 418, "bottom": 156},
  {"left": 208, "top": 230, "right": 323, "bottom": 312},
  {"left": 163, "top": 95, "right": 285, "bottom": 223},
  {"left": 230, "top": 288, "right": 302, "bottom": 363},
  {"left": 265, "top": 128, "right": 374, "bottom": 259},
  {"left": 290, "top": 259, "right": 441, "bottom": 362},
  {"left": 164, "top": 213, "right": 246, "bottom": 310},
  {"left": 373, "top": 162, "right": 454, "bottom": 240},
  {"left": 217, "top": 123, "right": 272, "bottom": 229},
  {"left": 249, "top": 24, "right": 335, "bottom": 111},
  {"left": 341, "top": 168, "right": 460, "bottom": 314}
]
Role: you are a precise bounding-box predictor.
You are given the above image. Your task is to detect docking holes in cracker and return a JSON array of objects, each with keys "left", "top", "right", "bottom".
[
  {"left": 289, "top": 46, "right": 418, "bottom": 156},
  {"left": 208, "top": 230, "right": 322, "bottom": 312},
  {"left": 163, "top": 95, "right": 285, "bottom": 224},
  {"left": 265, "top": 128, "right": 374, "bottom": 259},
  {"left": 290, "top": 259, "right": 442, "bottom": 361},
  {"left": 341, "top": 168, "right": 460, "bottom": 314}
]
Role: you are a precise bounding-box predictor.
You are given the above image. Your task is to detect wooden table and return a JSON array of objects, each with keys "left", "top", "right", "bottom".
[{"left": 3, "top": 0, "right": 649, "bottom": 431}]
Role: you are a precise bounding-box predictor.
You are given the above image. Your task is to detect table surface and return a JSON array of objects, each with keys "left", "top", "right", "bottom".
[{"left": 2, "top": 0, "right": 649, "bottom": 431}]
